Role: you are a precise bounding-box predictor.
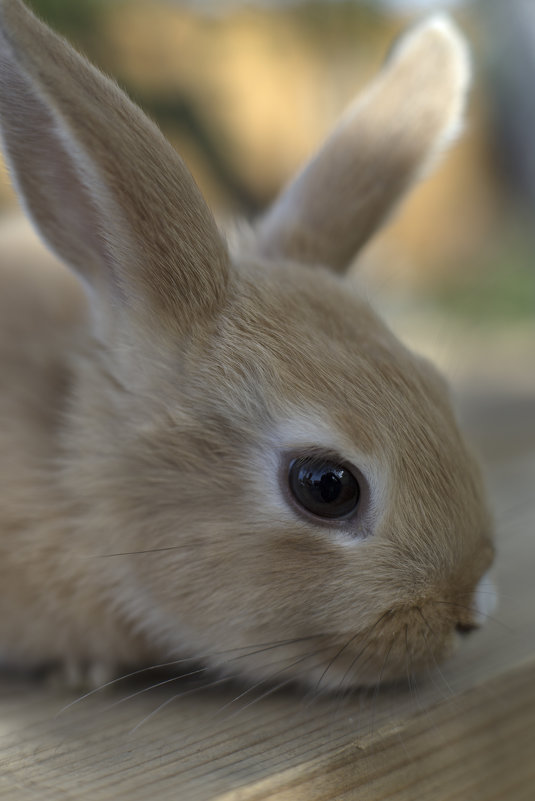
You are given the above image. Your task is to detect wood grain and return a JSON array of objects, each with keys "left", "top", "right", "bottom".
[{"left": 1, "top": 390, "right": 534, "bottom": 801}]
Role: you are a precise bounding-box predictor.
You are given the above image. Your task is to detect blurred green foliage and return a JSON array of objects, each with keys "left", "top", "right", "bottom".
[
  {"left": 288, "top": 0, "right": 384, "bottom": 48},
  {"left": 26, "top": 0, "right": 107, "bottom": 46},
  {"left": 432, "top": 224, "right": 535, "bottom": 324}
]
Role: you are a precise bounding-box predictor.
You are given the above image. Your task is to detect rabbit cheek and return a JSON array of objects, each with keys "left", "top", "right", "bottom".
[{"left": 364, "top": 605, "right": 457, "bottom": 683}]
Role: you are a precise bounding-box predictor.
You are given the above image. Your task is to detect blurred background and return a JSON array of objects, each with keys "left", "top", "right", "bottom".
[{"left": 1, "top": 0, "right": 534, "bottom": 460}]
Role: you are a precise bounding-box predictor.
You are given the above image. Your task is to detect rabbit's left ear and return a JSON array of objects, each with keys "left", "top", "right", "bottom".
[
  {"left": 0, "top": 0, "right": 228, "bottom": 334},
  {"left": 256, "top": 14, "right": 470, "bottom": 273}
]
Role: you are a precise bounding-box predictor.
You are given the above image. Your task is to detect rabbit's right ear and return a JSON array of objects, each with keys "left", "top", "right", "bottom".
[
  {"left": 256, "top": 14, "right": 470, "bottom": 273},
  {"left": 0, "top": 0, "right": 228, "bottom": 333}
]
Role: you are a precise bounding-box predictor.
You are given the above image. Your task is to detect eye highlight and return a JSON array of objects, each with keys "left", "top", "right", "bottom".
[{"left": 288, "top": 456, "right": 361, "bottom": 520}]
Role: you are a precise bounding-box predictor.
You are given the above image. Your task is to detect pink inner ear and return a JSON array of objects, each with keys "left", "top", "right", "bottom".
[
  {"left": 0, "top": 0, "right": 230, "bottom": 333},
  {"left": 0, "top": 42, "right": 109, "bottom": 284}
]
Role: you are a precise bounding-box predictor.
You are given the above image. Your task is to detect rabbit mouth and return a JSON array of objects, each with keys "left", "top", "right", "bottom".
[
  {"left": 307, "top": 590, "right": 494, "bottom": 691},
  {"left": 218, "top": 609, "right": 460, "bottom": 693},
  {"left": 304, "top": 622, "right": 457, "bottom": 692}
]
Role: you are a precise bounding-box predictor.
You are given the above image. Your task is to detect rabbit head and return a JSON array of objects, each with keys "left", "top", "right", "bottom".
[{"left": 0, "top": 0, "right": 494, "bottom": 690}]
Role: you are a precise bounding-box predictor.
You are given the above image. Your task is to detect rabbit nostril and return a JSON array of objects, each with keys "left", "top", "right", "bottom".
[{"left": 455, "top": 622, "right": 478, "bottom": 635}]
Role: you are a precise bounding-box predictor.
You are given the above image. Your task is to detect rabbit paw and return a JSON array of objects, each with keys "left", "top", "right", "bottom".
[{"left": 47, "top": 659, "right": 119, "bottom": 693}]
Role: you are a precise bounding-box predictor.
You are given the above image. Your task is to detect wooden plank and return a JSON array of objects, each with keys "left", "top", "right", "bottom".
[
  {"left": 0, "top": 394, "right": 534, "bottom": 800},
  {"left": 215, "top": 659, "right": 535, "bottom": 801}
]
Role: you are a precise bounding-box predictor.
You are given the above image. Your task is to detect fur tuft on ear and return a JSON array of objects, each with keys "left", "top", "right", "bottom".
[
  {"left": 0, "top": 0, "right": 229, "bottom": 334},
  {"left": 255, "top": 13, "right": 471, "bottom": 273}
]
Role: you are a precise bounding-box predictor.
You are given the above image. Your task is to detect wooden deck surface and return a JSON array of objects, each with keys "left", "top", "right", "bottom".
[{"left": 1, "top": 382, "right": 534, "bottom": 800}]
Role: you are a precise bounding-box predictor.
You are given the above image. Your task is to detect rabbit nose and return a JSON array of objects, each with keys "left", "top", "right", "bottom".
[
  {"left": 454, "top": 571, "right": 498, "bottom": 635},
  {"left": 455, "top": 621, "right": 479, "bottom": 635}
]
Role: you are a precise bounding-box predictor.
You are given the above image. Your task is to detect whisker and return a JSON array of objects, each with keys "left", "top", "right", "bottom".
[
  {"left": 412, "top": 610, "right": 481, "bottom": 746},
  {"left": 427, "top": 600, "right": 513, "bottom": 632},
  {"left": 337, "top": 634, "right": 397, "bottom": 731},
  {"left": 175, "top": 650, "right": 333, "bottom": 754},
  {"left": 236, "top": 639, "right": 340, "bottom": 710},
  {"left": 120, "top": 643, "right": 320, "bottom": 715},
  {"left": 314, "top": 634, "right": 361, "bottom": 697},
  {"left": 415, "top": 606, "right": 433, "bottom": 637},
  {"left": 404, "top": 623, "right": 424, "bottom": 711},
  {"left": 298, "top": 639, "right": 363, "bottom": 710},
  {"left": 224, "top": 674, "right": 299, "bottom": 721},
  {"left": 345, "top": 611, "right": 396, "bottom": 686},
  {"left": 58, "top": 634, "right": 329, "bottom": 716},
  {"left": 101, "top": 666, "right": 212, "bottom": 714},
  {"left": 225, "top": 635, "right": 327, "bottom": 660},
  {"left": 214, "top": 637, "right": 335, "bottom": 701},
  {"left": 416, "top": 607, "right": 454, "bottom": 699},
  {"left": 128, "top": 676, "right": 232, "bottom": 735},
  {"left": 56, "top": 656, "right": 205, "bottom": 716},
  {"left": 377, "top": 632, "right": 397, "bottom": 691},
  {"left": 213, "top": 652, "right": 316, "bottom": 719},
  {"left": 453, "top": 587, "right": 497, "bottom": 595},
  {"left": 314, "top": 609, "right": 393, "bottom": 694},
  {"left": 331, "top": 633, "right": 387, "bottom": 722},
  {"left": 335, "top": 637, "right": 378, "bottom": 705},
  {"left": 97, "top": 547, "right": 185, "bottom": 557},
  {"left": 369, "top": 631, "right": 398, "bottom": 736}
]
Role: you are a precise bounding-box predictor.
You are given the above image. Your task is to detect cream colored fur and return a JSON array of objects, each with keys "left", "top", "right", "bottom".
[{"left": 0, "top": 0, "right": 494, "bottom": 690}]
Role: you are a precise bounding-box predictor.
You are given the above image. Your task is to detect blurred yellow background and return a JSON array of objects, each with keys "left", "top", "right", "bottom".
[{"left": 1, "top": 0, "right": 534, "bottom": 405}]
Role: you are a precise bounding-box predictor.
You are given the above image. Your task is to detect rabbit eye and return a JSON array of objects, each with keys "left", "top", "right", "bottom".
[{"left": 288, "top": 457, "right": 360, "bottom": 520}]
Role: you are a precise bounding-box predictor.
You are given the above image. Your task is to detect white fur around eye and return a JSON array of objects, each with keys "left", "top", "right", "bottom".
[
  {"left": 473, "top": 572, "right": 498, "bottom": 625},
  {"left": 255, "top": 410, "right": 388, "bottom": 536}
]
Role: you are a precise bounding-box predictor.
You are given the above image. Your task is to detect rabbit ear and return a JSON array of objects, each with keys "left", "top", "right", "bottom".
[
  {"left": 0, "top": 0, "right": 228, "bottom": 332},
  {"left": 256, "top": 14, "right": 470, "bottom": 273}
]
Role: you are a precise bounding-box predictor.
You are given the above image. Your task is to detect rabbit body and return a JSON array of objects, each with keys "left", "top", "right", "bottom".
[{"left": 0, "top": 0, "right": 494, "bottom": 690}]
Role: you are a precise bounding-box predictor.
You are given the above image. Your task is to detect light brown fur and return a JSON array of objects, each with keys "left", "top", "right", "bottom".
[{"left": 0, "top": 0, "right": 493, "bottom": 690}]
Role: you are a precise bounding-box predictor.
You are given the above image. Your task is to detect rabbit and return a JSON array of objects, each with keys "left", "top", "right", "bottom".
[{"left": 0, "top": 0, "right": 496, "bottom": 693}]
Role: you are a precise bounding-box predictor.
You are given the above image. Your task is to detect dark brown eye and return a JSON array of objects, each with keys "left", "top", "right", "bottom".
[{"left": 288, "top": 457, "right": 360, "bottom": 520}]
